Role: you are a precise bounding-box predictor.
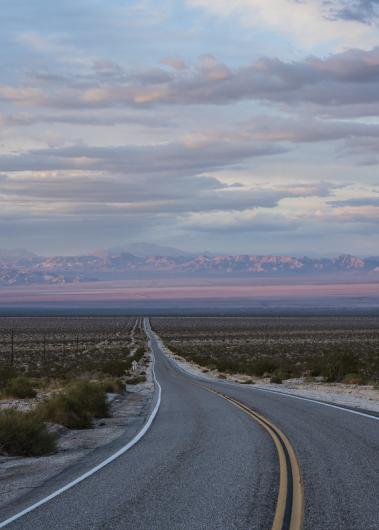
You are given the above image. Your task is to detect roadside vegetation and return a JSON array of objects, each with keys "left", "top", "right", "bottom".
[
  {"left": 152, "top": 316, "right": 379, "bottom": 384},
  {"left": 0, "top": 317, "right": 150, "bottom": 456},
  {"left": 37, "top": 380, "right": 110, "bottom": 429},
  {"left": 0, "top": 409, "right": 57, "bottom": 456}
]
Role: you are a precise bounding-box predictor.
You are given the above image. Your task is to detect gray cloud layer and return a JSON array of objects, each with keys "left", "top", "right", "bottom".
[
  {"left": 2, "top": 47, "right": 379, "bottom": 116},
  {"left": 1, "top": 1, "right": 378, "bottom": 254},
  {"left": 328, "top": 0, "right": 379, "bottom": 22}
]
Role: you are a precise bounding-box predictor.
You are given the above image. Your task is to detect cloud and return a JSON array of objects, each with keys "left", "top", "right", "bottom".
[
  {"left": 16, "top": 32, "right": 52, "bottom": 52},
  {"left": 244, "top": 115, "right": 379, "bottom": 143},
  {"left": 14, "top": 31, "right": 93, "bottom": 67},
  {"left": 0, "top": 151, "right": 334, "bottom": 224},
  {"left": 182, "top": 210, "right": 301, "bottom": 233},
  {"left": 161, "top": 57, "right": 188, "bottom": 70},
  {"left": 0, "top": 85, "right": 44, "bottom": 104},
  {"left": 4, "top": 47, "right": 379, "bottom": 118},
  {"left": 328, "top": 0, "right": 379, "bottom": 23},
  {"left": 325, "top": 204, "right": 379, "bottom": 223},
  {"left": 329, "top": 196, "right": 379, "bottom": 207},
  {"left": 0, "top": 111, "right": 176, "bottom": 128},
  {"left": 0, "top": 137, "right": 287, "bottom": 175},
  {"left": 188, "top": 0, "right": 379, "bottom": 50},
  {"left": 1, "top": 0, "right": 378, "bottom": 255}
]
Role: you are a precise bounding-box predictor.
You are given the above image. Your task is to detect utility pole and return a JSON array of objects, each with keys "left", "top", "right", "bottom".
[{"left": 10, "top": 329, "right": 14, "bottom": 366}]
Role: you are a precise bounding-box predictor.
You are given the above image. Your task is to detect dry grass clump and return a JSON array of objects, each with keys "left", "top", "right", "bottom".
[
  {"left": 3, "top": 376, "right": 37, "bottom": 399},
  {"left": 125, "top": 374, "right": 146, "bottom": 385},
  {"left": 37, "top": 380, "right": 110, "bottom": 429},
  {"left": 342, "top": 373, "right": 368, "bottom": 385},
  {"left": 0, "top": 409, "right": 57, "bottom": 456},
  {"left": 85, "top": 359, "right": 132, "bottom": 377},
  {"left": 100, "top": 378, "right": 125, "bottom": 393}
]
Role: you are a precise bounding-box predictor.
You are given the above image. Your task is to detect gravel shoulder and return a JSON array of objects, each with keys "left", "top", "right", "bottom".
[
  {"left": 0, "top": 358, "right": 155, "bottom": 511},
  {"left": 156, "top": 336, "right": 379, "bottom": 413}
]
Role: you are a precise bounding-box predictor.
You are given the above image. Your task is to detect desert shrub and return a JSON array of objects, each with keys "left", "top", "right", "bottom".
[
  {"left": 342, "top": 373, "right": 367, "bottom": 385},
  {"left": 38, "top": 394, "right": 92, "bottom": 429},
  {"left": 65, "top": 380, "right": 109, "bottom": 418},
  {"left": 322, "top": 352, "right": 360, "bottom": 382},
  {"left": 250, "top": 359, "right": 279, "bottom": 377},
  {"left": 0, "top": 366, "right": 19, "bottom": 387},
  {"left": 95, "top": 359, "right": 131, "bottom": 377},
  {"left": 29, "top": 377, "right": 50, "bottom": 389},
  {"left": 270, "top": 375, "right": 283, "bottom": 384},
  {"left": 125, "top": 375, "right": 146, "bottom": 385},
  {"left": 5, "top": 377, "right": 37, "bottom": 399},
  {"left": 38, "top": 380, "right": 109, "bottom": 429},
  {"left": 132, "top": 347, "right": 146, "bottom": 362},
  {"left": 218, "top": 374, "right": 227, "bottom": 379},
  {"left": 100, "top": 378, "right": 125, "bottom": 394},
  {"left": 152, "top": 316, "right": 379, "bottom": 384},
  {"left": 0, "top": 409, "right": 56, "bottom": 456},
  {"left": 241, "top": 379, "right": 254, "bottom": 384}
]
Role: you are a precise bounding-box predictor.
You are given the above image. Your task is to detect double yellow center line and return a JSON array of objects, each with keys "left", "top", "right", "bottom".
[{"left": 203, "top": 387, "right": 304, "bottom": 530}]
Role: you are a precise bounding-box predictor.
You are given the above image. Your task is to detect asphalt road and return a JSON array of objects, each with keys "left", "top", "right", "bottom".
[{"left": 1, "top": 319, "right": 378, "bottom": 530}]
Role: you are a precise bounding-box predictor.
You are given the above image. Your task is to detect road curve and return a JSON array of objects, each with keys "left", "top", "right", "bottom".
[{"left": 1, "top": 318, "right": 378, "bottom": 530}]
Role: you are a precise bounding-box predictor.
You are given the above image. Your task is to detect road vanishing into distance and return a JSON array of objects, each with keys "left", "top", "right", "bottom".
[{"left": 1, "top": 318, "right": 378, "bottom": 530}]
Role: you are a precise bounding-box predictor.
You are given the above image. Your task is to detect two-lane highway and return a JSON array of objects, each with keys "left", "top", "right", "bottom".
[{"left": 1, "top": 318, "right": 378, "bottom": 530}]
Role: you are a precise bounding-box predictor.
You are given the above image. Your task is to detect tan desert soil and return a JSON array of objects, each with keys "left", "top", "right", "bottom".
[{"left": 0, "top": 359, "right": 155, "bottom": 510}]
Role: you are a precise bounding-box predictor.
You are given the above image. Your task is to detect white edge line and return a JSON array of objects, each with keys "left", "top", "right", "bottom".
[
  {"left": 249, "top": 386, "right": 379, "bottom": 422},
  {"left": 0, "top": 318, "right": 161, "bottom": 529},
  {"left": 153, "top": 332, "right": 379, "bottom": 423}
]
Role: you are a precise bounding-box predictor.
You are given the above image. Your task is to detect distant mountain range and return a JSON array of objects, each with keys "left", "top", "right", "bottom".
[{"left": 0, "top": 245, "right": 378, "bottom": 286}]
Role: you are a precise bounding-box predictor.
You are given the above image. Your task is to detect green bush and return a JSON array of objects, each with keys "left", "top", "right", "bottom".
[
  {"left": 250, "top": 359, "right": 279, "bottom": 377},
  {"left": 38, "top": 394, "right": 92, "bottom": 429},
  {"left": 270, "top": 375, "right": 283, "bottom": 384},
  {"left": 0, "top": 409, "right": 56, "bottom": 456},
  {"left": 38, "top": 380, "right": 109, "bottom": 429},
  {"left": 67, "top": 380, "right": 109, "bottom": 418},
  {"left": 95, "top": 360, "right": 131, "bottom": 377},
  {"left": 5, "top": 377, "right": 37, "bottom": 399},
  {"left": 322, "top": 352, "right": 360, "bottom": 382}
]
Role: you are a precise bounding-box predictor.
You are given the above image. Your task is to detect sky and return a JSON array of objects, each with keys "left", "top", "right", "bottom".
[{"left": 1, "top": 0, "right": 379, "bottom": 256}]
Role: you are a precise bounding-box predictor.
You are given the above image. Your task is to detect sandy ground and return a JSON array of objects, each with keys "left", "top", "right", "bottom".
[
  {"left": 155, "top": 336, "right": 379, "bottom": 414},
  {"left": 0, "top": 358, "right": 155, "bottom": 511}
]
